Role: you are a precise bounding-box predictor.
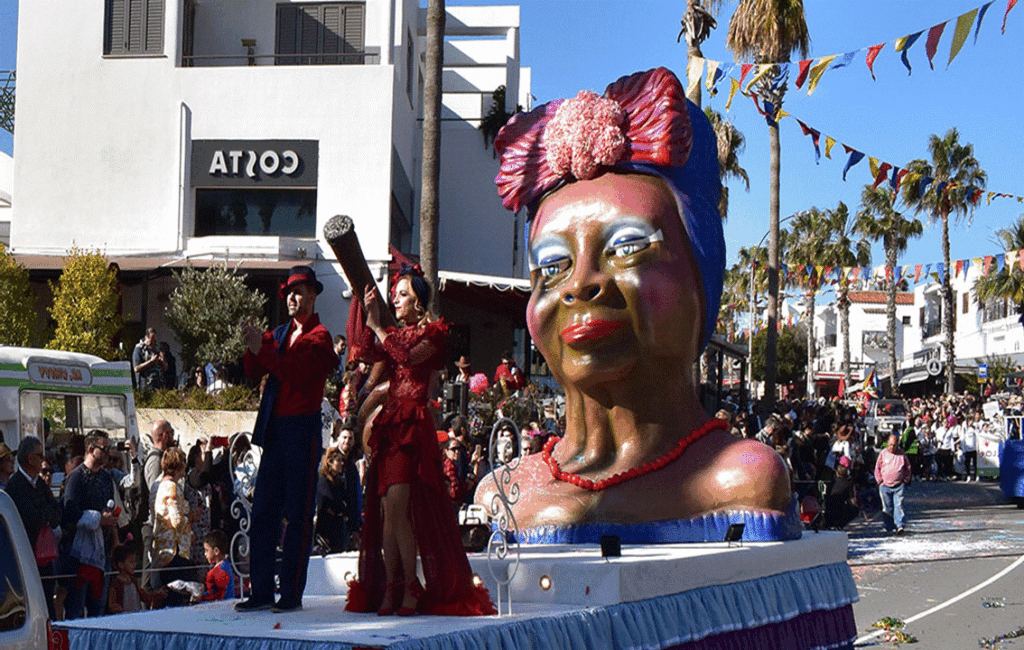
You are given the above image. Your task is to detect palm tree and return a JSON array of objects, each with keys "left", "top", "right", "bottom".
[
  {"left": 726, "top": 0, "right": 810, "bottom": 407},
  {"left": 787, "top": 208, "right": 827, "bottom": 397},
  {"left": 679, "top": 0, "right": 725, "bottom": 106},
  {"left": 818, "top": 201, "right": 871, "bottom": 395},
  {"left": 901, "top": 128, "right": 987, "bottom": 393},
  {"left": 419, "top": 0, "right": 446, "bottom": 314},
  {"left": 704, "top": 107, "right": 749, "bottom": 221},
  {"left": 855, "top": 186, "right": 923, "bottom": 396},
  {"left": 974, "top": 215, "right": 1024, "bottom": 326}
]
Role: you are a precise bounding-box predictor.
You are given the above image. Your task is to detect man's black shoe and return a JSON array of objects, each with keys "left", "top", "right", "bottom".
[
  {"left": 235, "top": 597, "right": 273, "bottom": 612},
  {"left": 272, "top": 599, "right": 303, "bottom": 613}
]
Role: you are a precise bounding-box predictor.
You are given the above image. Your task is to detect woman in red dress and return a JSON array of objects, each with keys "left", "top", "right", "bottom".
[{"left": 345, "top": 267, "right": 494, "bottom": 616}]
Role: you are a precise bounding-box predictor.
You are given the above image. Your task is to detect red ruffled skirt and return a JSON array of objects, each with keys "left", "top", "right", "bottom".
[{"left": 346, "top": 401, "right": 495, "bottom": 616}]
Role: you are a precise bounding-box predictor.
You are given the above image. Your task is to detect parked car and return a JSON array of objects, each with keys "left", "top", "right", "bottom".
[
  {"left": 863, "top": 399, "right": 909, "bottom": 447},
  {"left": 0, "top": 490, "right": 58, "bottom": 650}
]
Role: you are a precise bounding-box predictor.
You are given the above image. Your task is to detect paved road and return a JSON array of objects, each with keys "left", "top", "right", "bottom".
[{"left": 841, "top": 479, "right": 1024, "bottom": 648}]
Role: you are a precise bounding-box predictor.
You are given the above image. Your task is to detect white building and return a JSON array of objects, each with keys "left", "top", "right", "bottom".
[{"left": 9, "top": 0, "right": 531, "bottom": 372}]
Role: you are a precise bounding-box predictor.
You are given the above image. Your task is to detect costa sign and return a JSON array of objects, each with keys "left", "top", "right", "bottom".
[
  {"left": 192, "top": 139, "right": 318, "bottom": 187},
  {"left": 208, "top": 149, "right": 300, "bottom": 177}
]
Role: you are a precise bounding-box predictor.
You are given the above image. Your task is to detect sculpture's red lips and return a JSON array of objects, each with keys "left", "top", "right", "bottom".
[{"left": 560, "top": 320, "right": 625, "bottom": 345}]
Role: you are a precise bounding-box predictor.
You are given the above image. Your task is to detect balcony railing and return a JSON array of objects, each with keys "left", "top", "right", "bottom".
[
  {"left": 922, "top": 319, "right": 942, "bottom": 339},
  {"left": 181, "top": 51, "right": 380, "bottom": 68}
]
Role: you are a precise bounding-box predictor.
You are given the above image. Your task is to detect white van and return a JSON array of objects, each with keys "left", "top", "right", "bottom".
[
  {"left": 0, "top": 347, "right": 139, "bottom": 456},
  {"left": 0, "top": 490, "right": 56, "bottom": 650}
]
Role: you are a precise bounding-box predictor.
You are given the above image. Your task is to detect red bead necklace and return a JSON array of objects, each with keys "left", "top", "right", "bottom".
[{"left": 541, "top": 418, "right": 729, "bottom": 492}]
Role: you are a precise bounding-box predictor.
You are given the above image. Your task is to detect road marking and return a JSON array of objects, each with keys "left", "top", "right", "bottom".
[{"left": 855, "top": 553, "right": 1024, "bottom": 645}]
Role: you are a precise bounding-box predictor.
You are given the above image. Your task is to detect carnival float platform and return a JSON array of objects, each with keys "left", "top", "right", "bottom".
[{"left": 56, "top": 531, "right": 858, "bottom": 650}]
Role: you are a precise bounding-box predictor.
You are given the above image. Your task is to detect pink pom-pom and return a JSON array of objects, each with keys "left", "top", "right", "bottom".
[
  {"left": 469, "top": 373, "right": 489, "bottom": 395},
  {"left": 544, "top": 90, "right": 626, "bottom": 181}
]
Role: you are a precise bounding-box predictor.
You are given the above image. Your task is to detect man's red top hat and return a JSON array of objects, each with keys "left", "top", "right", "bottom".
[{"left": 280, "top": 265, "right": 324, "bottom": 298}]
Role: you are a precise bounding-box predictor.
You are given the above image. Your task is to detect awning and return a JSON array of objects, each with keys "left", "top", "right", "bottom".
[
  {"left": 438, "top": 270, "right": 530, "bottom": 326},
  {"left": 14, "top": 253, "right": 299, "bottom": 272},
  {"left": 898, "top": 369, "right": 930, "bottom": 386}
]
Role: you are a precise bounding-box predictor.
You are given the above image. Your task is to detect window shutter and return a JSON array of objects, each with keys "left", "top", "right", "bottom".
[
  {"left": 106, "top": 0, "right": 126, "bottom": 54},
  {"left": 343, "top": 4, "right": 364, "bottom": 63},
  {"left": 276, "top": 4, "right": 299, "bottom": 64},
  {"left": 144, "top": 0, "right": 164, "bottom": 54},
  {"left": 322, "top": 5, "right": 343, "bottom": 63},
  {"left": 127, "top": 0, "right": 144, "bottom": 52},
  {"left": 299, "top": 5, "right": 322, "bottom": 60}
]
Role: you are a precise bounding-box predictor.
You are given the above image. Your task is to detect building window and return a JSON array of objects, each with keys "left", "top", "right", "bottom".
[
  {"left": 104, "top": 0, "right": 165, "bottom": 56},
  {"left": 982, "top": 296, "right": 1010, "bottom": 323},
  {"left": 276, "top": 2, "right": 365, "bottom": 65},
  {"left": 195, "top": 189, "right": 317, "bottom": 237},
  {"left": 902, "top": 315, "right": 911, "bottom": 326},
  {"left": 963, "top": 292, "right": 970, "bottom": 314}
]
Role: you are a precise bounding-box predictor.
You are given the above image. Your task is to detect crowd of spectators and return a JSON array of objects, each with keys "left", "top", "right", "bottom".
[
  {"left": 2, "top": 423, "right": 240, "bottom": 620},
  {"left": 716, "top": 390, "right": 1016, "bottom": 534}
]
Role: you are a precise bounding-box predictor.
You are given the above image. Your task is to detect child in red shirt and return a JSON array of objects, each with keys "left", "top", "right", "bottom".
[{"left": 199, "top": 530, "right": 235, "bottom": 602}]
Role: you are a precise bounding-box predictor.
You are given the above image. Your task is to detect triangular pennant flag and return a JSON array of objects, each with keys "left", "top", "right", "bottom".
[
  {"left": 1004, "top": 0, "right": 1019, "bottom": 34},
  {"left": 971, "top": 257, "right": 983, "bottom": 278},
  {"left": 795, "top": 59, "right": 812, "bottom": 88},
  {"left": 955, "top": 259, "right": 964, "bottom": 277},
  {"left": 726, "top": 78, "right": 741, "bottom": 110},
  {"left": 843, "top": 146, "right": 865, "bottom": 181},
  {"left": 768, "top": 64, "right": 790, "bottom": 93},
  {"left": 987, "top": 191, "right": 997, "bottom": 205},
  {"left": 824, "top": 136, "right": 836, "bottom": 159},
  {"left": 984, "top": 256, "right": 994, "bottom": 276},
  {"left": 895, "top": 30, "right": 924, "bottom": 74},
  {"left": 1007, "top": 250, "right": 1017, "bottom": 272},
  {"left": 831, "top": 52, "right": 857, "bottom": 69},
  {"left": 914, "top": 264, "right": 923, "bottom": 283},
  {"left": 866, "top": 43, "right": 885, "bottom": 80},
  {"left": 889, "top": 166, "right": 903, "bottom": 192},
  {"left": 949, "top": 9, "right": 979, "bottom": 66},
  {"left": 997, "top": 253, "right": 1006, "bottom": 274},
  {"left": 971, "top": 188, "right": 984, "bottom": 205},
  {"left": 894, "top": 168, "right": 909, "bottom": 192},
  {"left": 851, "top": 267, "right": 861, "bottom": 281},
  {"left": 868, "top": 157, "right": 880, "bottom": 179},
  {"left": 977, "top": 2, "right": 994, "bottom": 42},
  {"left": 806, "top": 55, "right": 836, "bottom": 95},
  {"left": 919, "top": 176, "right": 934, "bottom": 196},
  {"left": 1019, "top": 249, "right": 1024, "bottom": 272},
  {"left": 687, "top": 57, "right": 705, "bottom": 97},
  {"left": 745, "top": 63, "right": 775, "bottom": 93},
  {"left": 704, "top": 60, "right": 721, "bottom": 95},
  {"left": 937, "top": 262, "right": 946, "bottom": 284},
  {"left": 738, "top": 63, "right": 753, "bottom": 86},
  {"left": 749, "top": 92, "right": 767, "bottom": 117},
  {"left": 872, "top": 162, "right": 892, "bottom": 191},
  {"left": 924, "top": 263, "right": 932, "bottom": 278},
  {"left": 894, "top": 266, "right": 902, "bottom": 284},
  {"left": 935, "top": 180, "right": 949, "bottom": 196},
  {"left": 925, "top": 21, "right": 948, "bottom": 69},
  {"left": 797, "top": 120, "right": 822, "bottom": 163}
]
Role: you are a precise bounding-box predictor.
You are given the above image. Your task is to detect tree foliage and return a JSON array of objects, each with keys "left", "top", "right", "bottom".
[
  {"left": 751, "top": 324, "right": 807, "bottom": 386},
  {"left": 0, "top": 243, "right": 40, "bottom": 347},
  {"left": 165, "top": 264, "right": 268, "bottom": 372},
  {"left": 47, "top": 247, "right": 123, "bottom": 358}
]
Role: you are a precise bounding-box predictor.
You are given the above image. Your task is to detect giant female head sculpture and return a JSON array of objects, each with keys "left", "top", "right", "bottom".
[{"left": 477, "top": 69, "right": 799, "bottom": 544}]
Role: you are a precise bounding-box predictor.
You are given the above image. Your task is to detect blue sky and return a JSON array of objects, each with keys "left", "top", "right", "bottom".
[{"left": 2, "top": 0, "right": 1022, "bottom": 274}]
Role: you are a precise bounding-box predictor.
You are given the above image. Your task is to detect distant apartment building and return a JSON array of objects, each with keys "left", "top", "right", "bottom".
[
  {"left": 9, "top": 0, "right": 531, "bottom": 371},
  {"left": 813, "top": 265, "right": 1024, "bottom": 395}
]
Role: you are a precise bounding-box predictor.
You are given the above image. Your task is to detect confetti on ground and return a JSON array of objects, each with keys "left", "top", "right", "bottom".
[
  {"left": 872, "top": 616, "right": 905, "bottom": 631},
  {"left": 980, "top": 626, "right": 1024, "bottom": 649}
]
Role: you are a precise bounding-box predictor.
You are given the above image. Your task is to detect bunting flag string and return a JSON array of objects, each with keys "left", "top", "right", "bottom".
[
  {"left": 686, "top": 0, "right": 1014, "bottom": 97},
  {"left": 728, "top": 96, "right": 1024, "bottom": 209},
  {"left": 743, "top": 246, "right": 1024, "bottom": 295}
]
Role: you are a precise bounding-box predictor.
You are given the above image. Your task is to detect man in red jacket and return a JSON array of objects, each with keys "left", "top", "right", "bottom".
[
  {"left": 874, "top": 433, "right": 913, "bottom": 536},
  {"left": 236, "top": 266, "right": 337, "bottom": 613}
]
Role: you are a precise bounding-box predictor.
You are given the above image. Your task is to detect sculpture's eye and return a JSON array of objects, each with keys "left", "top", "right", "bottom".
[
  {"left": 606, "top": 226, "right": 663, "bottom": 259},
  {"left": 530, "top": 239, "right": 572, "bottom": 281}
]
